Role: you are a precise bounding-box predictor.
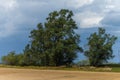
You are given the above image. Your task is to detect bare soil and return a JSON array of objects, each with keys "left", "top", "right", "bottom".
[{"left": 0, "top": 68, "right": 120, "bottom": 80}]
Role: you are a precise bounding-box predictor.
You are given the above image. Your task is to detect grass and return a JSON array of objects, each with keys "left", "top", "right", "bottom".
[
  {"left": 1, "top": 64, "right": 120, "bottom": 72},
  {"left": 111, "top": 67, "right": 120, "bottom": 72},
  {"left": 105, "top": 64, "right": 120, "bottom": 72}
]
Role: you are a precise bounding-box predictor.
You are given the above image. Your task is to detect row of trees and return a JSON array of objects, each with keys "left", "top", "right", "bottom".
[{"left": 1, "top": 9, "right": 117, "bottom": 67}]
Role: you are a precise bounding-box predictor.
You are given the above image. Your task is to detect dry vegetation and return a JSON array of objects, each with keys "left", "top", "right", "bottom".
[{"left": 0, "top": 68, "right": 120, "bottom": 80}]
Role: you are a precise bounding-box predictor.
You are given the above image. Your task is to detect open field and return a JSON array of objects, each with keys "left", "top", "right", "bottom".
[{"left": 0, "top": 68, "right": 120, "bottom": 80}]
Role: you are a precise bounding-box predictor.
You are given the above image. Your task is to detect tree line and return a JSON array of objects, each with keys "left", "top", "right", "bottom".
[{"left": 1, "top": 9, "right": 117, "bottom": 67}]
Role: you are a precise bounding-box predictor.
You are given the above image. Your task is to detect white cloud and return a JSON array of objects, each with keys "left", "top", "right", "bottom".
[
  {"left": 74, "top": 11, "right": 103, "bottom": 28},
  {"left": 18, "top": 1, "right": 48, "bottom": 11},
  {"left": 0, "top": 0, "right": 18, "bottom": 38},
  {"left": 0, "top": 0, "right": 119, "bottom": 38},
  {"left": 103, "top": 0, "right": 120, "bottom": 12},
  {"left": 0, "top": 0, "right": 48, "bottom": 38},
  {"left": 0, "top": 0, "right": 18, "bottom": 11},
  {"left": 66, "top": 0, "right": 94, "bottom": 9},
  {"left": 81, "top": 17, "right": 103, "bottom": 28}
]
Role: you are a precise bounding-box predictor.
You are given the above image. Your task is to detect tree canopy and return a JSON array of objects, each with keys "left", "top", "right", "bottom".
[
  {"left": 1, "top": 9, "right": 118, "bottom": 67},
  {"left": 23, "top": 9, "right": 83, "bottom": 66},
  {"left": 85, "top": 28, "right": 117, "bottom": 66}
]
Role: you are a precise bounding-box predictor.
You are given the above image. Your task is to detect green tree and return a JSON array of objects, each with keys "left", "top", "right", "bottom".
[
  {"left": 2, "top": 51, "right": 18, "bottom": 65},
  {"left": 85, "top": 28, "right": 117, "bottom": 67},
  {"left": 15, "top": 54, "right": 24, "bottom": 66},
  {"left": 23, "top": 44, "right": 36, "bottom": 66},
  {"left": 76, "top": 59, "right": 90, "bottom": 67},
  {"left": 26, "top": 9, "right": 83, "bottom": 66},
  {"left": 2, "top": 51, "right": 24, "bottom": 66}
]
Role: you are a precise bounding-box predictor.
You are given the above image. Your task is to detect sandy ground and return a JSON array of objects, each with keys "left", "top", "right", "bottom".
[{"left": 0, "top": 68, "right": 120, "bottom": 80}]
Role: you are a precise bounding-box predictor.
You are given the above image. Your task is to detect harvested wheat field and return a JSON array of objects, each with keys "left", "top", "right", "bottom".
[{"left": 0, "top": 68, "right": 120, "bottom": 80}]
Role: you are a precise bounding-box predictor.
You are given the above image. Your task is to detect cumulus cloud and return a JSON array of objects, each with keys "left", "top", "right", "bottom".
[
  {"left": 66, "top": 0, "right": 94, "bottom": 9},
  {"left": 72, "top": 0, "right": 120, "bottom": 29},
  {"left": 0, "top": 0, "right": 17, "bottom": 11},
  {"left": 0, "top": 0, "right": 119, "bottom": 38},
  {"left": 0, "top": 0, "right": 95, "bottom": 38},
  {"left": 0, "top": 0, "right": 18, "bottom": 37},
  {"left": 105, "top": 0, "right": 120, "bottom": 12},
  {"left": 101, "top": 12, "right": 120, "bottom": 27},
  {"left": 100, "top": 0, "right": 120, "bottom": 30},
  {"left": 81, "top": 17, "right": 103, "bottom": 28},
  {"left": 74, "top": 11, "right": 103, "bottom": 28},
  {"left": 0, "top": 0, "right": 48, "bottom": 38}
]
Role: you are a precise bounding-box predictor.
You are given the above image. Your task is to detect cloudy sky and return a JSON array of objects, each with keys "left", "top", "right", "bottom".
[{"left": 0, "top": 0, "right": 120, "bottom": 63}]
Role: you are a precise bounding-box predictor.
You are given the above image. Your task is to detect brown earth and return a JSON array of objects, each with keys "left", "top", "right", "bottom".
[{"left": 0, "top": 68, "right": 120, "bottom": 80}]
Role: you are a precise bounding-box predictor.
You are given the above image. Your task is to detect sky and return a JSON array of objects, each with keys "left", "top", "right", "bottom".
[{"left": 0, "top": 0, "right": 120, "bottom": 63}]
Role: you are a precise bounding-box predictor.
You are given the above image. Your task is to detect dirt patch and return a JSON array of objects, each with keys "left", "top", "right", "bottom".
[{"left": 0, "top": 68, "right": 119, "bottom": 80}]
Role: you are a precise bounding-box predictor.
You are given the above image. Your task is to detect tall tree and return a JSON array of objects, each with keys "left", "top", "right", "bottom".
[
  {"left": 23, "top": 44, "right": 36, "bottom": 65},
  {"left": 85, "top": 28, "right": 117, "bottom": 66},
  {"left": 26, "top": 9, "right": 83, "bottom": 66}
]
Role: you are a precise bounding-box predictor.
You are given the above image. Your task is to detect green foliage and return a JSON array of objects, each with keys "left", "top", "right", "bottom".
[
  {"left": 23, "top": 9, "right": 83, "bottom": 66},
  {"left": 2, "top": 51, "right": 16, "bottom": 65},
  {"left": 85, "top": 28, "right": 117, "bottom": 67},
  {"left": 16, "top": 54, "right": 24, "bottom": 66},
  {"left": 23, "top": 44, "right": 36, "bottom": 66},
  {"left": 2, "top": 51, "right": 24, "bottom": 66},
  {"left": 3, "top": 9, "right": 118, "bottom": 68},
  {"left": 76, "top": 59, "right": 90, "bottom": 66}
]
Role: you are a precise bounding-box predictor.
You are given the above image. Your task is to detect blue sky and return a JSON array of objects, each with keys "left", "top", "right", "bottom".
[{"left": 0, "top": 0, "right": 120, "bottom": 63}]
